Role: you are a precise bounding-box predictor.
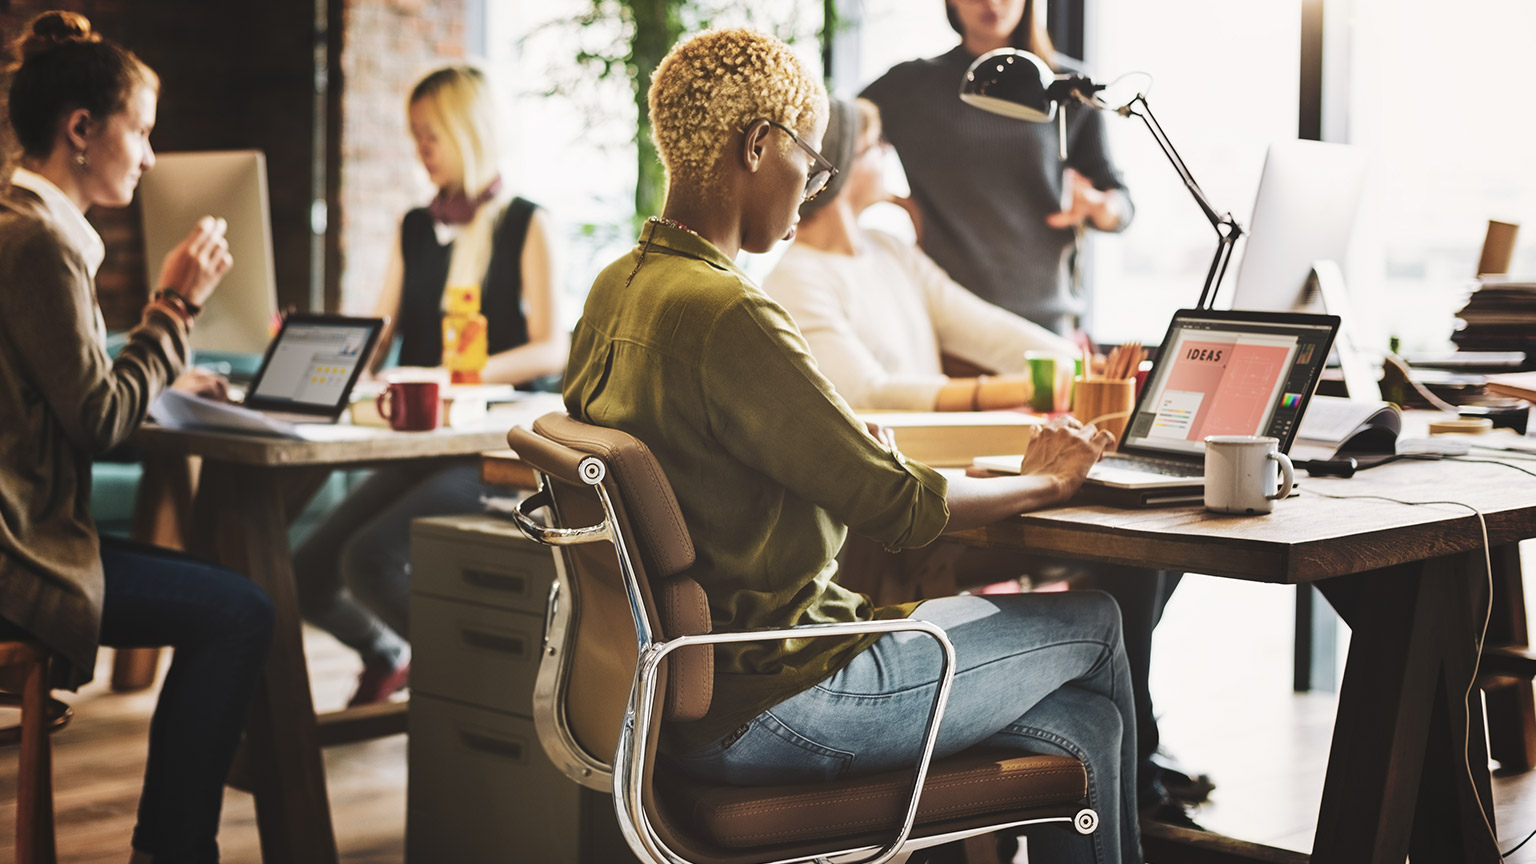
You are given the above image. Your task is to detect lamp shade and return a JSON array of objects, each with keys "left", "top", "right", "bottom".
[{"left": 960, "top": 48, "right": 1058, "bottom": 122}]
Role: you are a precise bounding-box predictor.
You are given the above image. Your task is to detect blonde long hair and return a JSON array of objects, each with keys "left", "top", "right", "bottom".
[{"left": 409, "top": 65, "right": 501, "bottom": 197}]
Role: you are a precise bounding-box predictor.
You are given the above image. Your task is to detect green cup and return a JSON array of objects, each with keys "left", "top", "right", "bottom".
[{"left": 1026, "top": 353, "right": 1072, "bottom": 413}]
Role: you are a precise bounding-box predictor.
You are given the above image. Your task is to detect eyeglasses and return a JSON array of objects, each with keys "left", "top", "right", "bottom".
[
  {"left": 854, "top": 137, "right": 890, "bottom": 161},
  {"left": 759, "top": 119, "right": 839, "bottom": 201}
]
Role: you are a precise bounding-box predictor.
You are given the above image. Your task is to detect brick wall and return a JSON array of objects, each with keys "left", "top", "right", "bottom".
[
  {"left": 336, "top": 0, "right": 469, "bottom": 314},
  {"left": 2, "top": 0, "right": 471, "bottom": 329}
]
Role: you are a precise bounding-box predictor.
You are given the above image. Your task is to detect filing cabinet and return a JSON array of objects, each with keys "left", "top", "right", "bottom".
[{"left": 407, "top": 514, "right": 637, "bottom": 864}]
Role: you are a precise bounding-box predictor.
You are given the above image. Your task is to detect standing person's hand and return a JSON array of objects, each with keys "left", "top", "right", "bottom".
[
  {"left": 1045, "top": 169, "right": 1126, "bottom": 232},
  {"left": 157, "top": 216, "right": 233, "bottom": 309},
  {"left": 1020, "top": 416, "right": 1114, "bottom": 502}
]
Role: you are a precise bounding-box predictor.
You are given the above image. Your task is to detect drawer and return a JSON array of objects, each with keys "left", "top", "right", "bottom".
[
  {"left": 411, "top": 514, "right": 556, "bottom": 614},
  {"left": 407, "top": 695, "right": 637, "bottom": 864},
  {"left": 411, "top": 593, "right": 541, "bottom": 715}
]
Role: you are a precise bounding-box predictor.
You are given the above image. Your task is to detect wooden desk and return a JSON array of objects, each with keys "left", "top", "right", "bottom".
[
  {"left": 949, "top": 456, "right": 1536, "bottom": 864},
  {"left": 131, "top": 396, "right": 562, "bottom": 864}
]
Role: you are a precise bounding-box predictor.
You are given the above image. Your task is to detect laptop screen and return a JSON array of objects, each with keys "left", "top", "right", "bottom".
[
  {"left": 1119, "top": 309, "right": 1340, "bottom": 459},
  {"left": 243, "top": 315, "right": 384, "bottom": 417}
]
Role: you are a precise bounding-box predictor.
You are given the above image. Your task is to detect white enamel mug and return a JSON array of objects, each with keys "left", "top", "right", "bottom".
[{"left": 1203, "top": 435, "right": 1295, "bottom": 514}]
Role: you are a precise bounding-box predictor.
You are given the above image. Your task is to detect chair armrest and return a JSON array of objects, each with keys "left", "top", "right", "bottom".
[
  {"left": 509, "top": 487, "right": 614, "bottom": 547},
  {"left": 618, "top": 619, "right": 956, "bottom": 864}
]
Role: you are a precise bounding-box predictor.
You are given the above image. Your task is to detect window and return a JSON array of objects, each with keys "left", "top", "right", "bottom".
[
  {"left": 486, "top": 2, "right": 826, "bottom": 316},
  {"left": 1344, "top": 0, "right": 1536, "bottom": 352},
  {"left": 1086, "top": 0, "right": 1302, "bottom": 342}
]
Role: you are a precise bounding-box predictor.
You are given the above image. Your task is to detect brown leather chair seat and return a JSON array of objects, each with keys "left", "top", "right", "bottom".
[{"left": 670, "top": 749, "right": 1086, "bottom": 849}]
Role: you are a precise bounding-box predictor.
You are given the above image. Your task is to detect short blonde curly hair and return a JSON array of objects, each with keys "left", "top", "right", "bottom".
[{"left": 647, "top": 28, "right": 826, "bottom": 190}]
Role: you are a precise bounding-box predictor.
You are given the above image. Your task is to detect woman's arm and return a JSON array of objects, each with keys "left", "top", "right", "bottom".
[
  {"left": 482, "top": 208, "right": 569, "bottom": 385},
  {"left": 0, "top": 226, "right": 189, "bottom": 453},
  {"left": 942, "top": 417, "right": 1113, "bottom": 532},
  {"left": 367, "top": 230, "right": 405, "bottom": 374}
]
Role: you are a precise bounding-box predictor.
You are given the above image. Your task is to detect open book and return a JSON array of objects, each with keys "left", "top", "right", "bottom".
[{"left": 1294, "top": 395, "right": 1401, "bottom": 458}]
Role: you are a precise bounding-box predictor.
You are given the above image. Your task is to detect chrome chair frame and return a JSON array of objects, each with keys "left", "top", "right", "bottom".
[{"left": 512, "top": 448, "right": 1097, "bottom": 864}]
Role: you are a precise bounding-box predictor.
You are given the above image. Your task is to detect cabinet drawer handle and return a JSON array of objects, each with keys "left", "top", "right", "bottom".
[
  {"left": 461, "top": 567, "right": 526, "bottom": 595},
  {"left": 459, "top": 728, "right": 525, "bottom": 760},
  {"left": 459, "top": 628, "right": 526, "bottom": 657}
]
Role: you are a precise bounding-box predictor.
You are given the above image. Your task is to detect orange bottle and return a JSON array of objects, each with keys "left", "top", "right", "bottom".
[{"left": 442, "top": 284, "right": 488, "bottom": 384}]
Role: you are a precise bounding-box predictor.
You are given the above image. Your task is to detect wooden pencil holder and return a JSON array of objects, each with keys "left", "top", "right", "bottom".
[{"left": 1072, "top": 377, "right": 1135, "bottom": 450}]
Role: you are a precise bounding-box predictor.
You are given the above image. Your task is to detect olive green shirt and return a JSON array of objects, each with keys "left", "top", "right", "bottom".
[{"left": 564, "top": 221, "right": 950, "bottom": 753}]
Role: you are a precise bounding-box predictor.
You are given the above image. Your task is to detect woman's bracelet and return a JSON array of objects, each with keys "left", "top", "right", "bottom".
[
  {"left": 972, "top": 375, "right": 989, "bottom": 412},
  {"left": 154, "top": 288, "right": 201, "bottom": 321}
]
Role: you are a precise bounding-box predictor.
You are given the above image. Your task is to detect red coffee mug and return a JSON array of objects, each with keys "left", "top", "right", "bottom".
[{"left": 376, "top": 380, "right": 441, "bottom": 431}]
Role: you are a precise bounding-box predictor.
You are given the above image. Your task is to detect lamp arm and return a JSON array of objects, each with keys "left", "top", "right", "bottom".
[{"left": 1117, "top": 93, "right": 1245, "bottom": 309}]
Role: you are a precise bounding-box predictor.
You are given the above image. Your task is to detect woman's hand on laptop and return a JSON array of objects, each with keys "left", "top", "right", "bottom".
[
  {"left": 1020, "top": 416, "right": 1114, "bottom": 503},
  {"left": 158, "top": 216, "right": 234, "bottom": 309},
  {"left": 172, "top": 367, "right": 230, "bottom": 402}
]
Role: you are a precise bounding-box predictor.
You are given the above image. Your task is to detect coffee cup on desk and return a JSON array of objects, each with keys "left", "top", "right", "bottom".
[
  {"left": 377, "top": 379, "right": 442, "bottom": 432},
  {"left": 1203, "top": 435, "right": 1295, "bottom": 514}
]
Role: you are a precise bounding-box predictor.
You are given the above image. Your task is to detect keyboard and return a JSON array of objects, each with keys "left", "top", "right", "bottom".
[{"left": 1098, "top": 453, "right": 1205, "bottom": 478}]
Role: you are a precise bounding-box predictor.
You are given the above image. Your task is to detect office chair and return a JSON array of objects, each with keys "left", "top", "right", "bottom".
[
  {"left": 1, "top": 638, "right": 74, "bottom": 864},
  {"left": 507, "top": 412, "right": 1097, "bottom": 864}
]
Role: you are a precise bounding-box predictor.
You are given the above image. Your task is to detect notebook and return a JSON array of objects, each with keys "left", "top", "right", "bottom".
[
  {"left": 150, "top": 314, "right": 384, "bottom": 437},
  {"left": 975, "top": 308, "right": 1340, "bottom": 505}
]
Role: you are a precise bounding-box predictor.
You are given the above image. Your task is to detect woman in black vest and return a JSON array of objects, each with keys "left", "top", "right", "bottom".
[{"left": 294, "top": 65, "right": 565, "bottom": 705}]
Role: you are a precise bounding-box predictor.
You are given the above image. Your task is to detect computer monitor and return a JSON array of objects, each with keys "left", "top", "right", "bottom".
[
  {"left": 1228, "top": 140, "right": 1376, "bottom": 398},
  {"left": 139, "top": 150, "right": 278, "bottom": 356},
  {"left": 1228, "top": 139, "right": 1368, "bottom": 314}
]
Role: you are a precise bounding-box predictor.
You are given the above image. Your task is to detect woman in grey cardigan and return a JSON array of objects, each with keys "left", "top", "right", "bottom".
[{"left": 0, "top": 12, "right": 272, "bottom": 863}]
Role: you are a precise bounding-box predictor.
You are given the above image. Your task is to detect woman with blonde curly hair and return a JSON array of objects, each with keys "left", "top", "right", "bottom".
[{"left": 563, "top": 27, "right": 1140, "bottom": 864}]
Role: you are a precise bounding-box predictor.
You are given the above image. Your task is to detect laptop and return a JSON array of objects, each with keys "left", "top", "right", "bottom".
[
  {"left": 975, "top": 308, "right": 1340, "bottom": 505},
  {"left": 150, "top": 314, "right": 384, "bottom": 436}
]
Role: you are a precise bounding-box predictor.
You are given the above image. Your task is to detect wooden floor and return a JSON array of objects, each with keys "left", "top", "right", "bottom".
[{"left": 3, "top": 543, "right": 1536, "bottom": 862}]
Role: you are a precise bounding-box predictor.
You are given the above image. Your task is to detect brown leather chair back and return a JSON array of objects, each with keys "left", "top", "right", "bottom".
[{"left": 510, "top": 413, "right": 712, "bottom": 774}]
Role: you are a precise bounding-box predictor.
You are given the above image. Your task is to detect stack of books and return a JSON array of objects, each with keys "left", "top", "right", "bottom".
[{"left": 1453, "top": 276, "right": 1536, "bottom": 353}]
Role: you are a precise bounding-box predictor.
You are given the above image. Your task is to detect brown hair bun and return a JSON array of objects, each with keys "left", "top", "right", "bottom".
[
  {"left": 4, "top": 12, "right": 157, "bottom": 160},
  {"left": 18, "top": 11, "right": 101, "bottom": 62}
]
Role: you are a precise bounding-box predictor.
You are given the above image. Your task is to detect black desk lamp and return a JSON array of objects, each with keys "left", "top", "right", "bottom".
[{"left": 960, "top": 49, "right": 1243, "bottom": 310}]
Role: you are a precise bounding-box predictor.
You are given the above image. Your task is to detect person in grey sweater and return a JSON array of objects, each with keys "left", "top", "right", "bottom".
[
  {"left": 864, "top": 0, "right": 1213, "bottom": 837},
  {"left": 861, "top": 0, "right": 1132, "bottom": 337}
]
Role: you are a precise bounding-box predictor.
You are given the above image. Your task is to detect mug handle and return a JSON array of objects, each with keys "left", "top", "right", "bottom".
[
  {"left": 1268, "top": 451, "right": 1296, "bottom": 501},
  {"left": 377, "top": 387, "right": 395, "bottom": 424}
]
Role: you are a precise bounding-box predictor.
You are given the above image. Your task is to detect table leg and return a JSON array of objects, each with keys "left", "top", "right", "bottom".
[
  {"left": 192, "top": 461, "right": 338, "bottom": 864},
  {"left": 1314, "top": 552, "right": 1500, "bottom": 864},
  {"left": 1483, "top": 544, "right": 1536, "bottom": 773}
]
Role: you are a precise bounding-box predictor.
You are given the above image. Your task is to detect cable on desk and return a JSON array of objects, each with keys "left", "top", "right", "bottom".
[
  {"left": 1305, "top": 488, "right": 1498, "bottom": 853},
  {"left": 1450, "top": 456, "right": 1536, "bottom": 478},
  {"left": 1505, "top": 825, "right": 1536, "bottom": 858}
]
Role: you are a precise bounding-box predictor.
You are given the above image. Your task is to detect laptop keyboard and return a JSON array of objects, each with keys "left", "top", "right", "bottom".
[{"left": 1100, "top": 453, "right": 1205, "bottom": 478}]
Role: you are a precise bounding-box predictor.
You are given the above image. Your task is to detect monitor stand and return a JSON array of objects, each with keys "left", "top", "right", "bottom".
[{"left": 1305, "top": 260, "right": 1382, "bottom": 401}]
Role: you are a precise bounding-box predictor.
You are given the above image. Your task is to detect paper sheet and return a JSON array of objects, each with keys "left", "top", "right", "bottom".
[{"left": 149, "top": 389, "right": 300, "bottom": 437}]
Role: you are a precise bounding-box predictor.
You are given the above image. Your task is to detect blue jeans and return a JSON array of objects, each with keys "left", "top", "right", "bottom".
[
  {"left": 294, "top": 462, "right": 488, "bottom": 667},
  {"left": 1, "top": 537, "right": 274, "bottom": 864},
  {"left": 673, "top": 592, "right": 1139, "bottom": 864}
]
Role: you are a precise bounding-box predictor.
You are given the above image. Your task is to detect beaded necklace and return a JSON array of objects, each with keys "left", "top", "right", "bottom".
[{"left": 626, "top": 216, "right": 704, "bottom": 288}]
